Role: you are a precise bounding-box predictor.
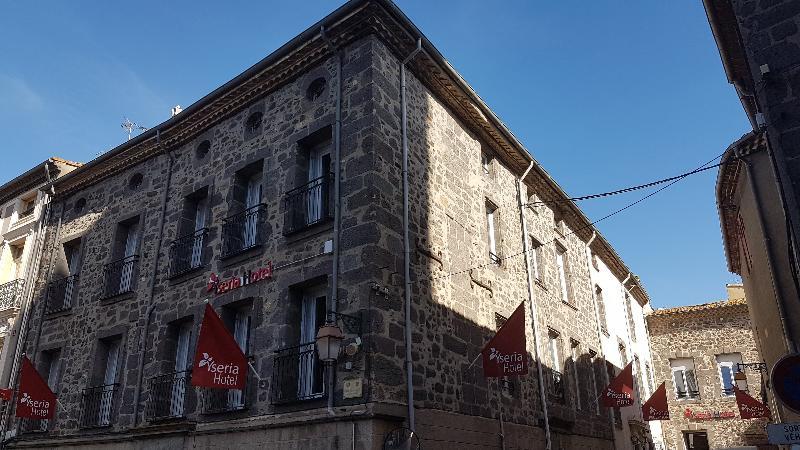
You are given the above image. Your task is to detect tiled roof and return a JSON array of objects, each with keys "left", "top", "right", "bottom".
[
  {"left": 51, "top": 157, "right": 83, "bottom": 168},
  {"left": 648, "top": 297, "right": 747, "bottom": 317}
]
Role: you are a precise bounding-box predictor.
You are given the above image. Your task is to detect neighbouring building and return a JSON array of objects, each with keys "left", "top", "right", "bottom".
[
  {"left": 647, "top": 285, "right": 772, "bottom": 450},
  {"left": 3, "top": 1, "right": 652, "bottom": 448},
  {"left": 705, "top": 0, "right": 800, "bottom": 427},
  {"left": 0, "top": 159, "right": 81, "bottom": 390}
]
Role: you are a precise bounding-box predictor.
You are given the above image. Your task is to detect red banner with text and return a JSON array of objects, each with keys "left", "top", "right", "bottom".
[
  {"left": 191, "top": 304, "right": 248, "bottom": 389},
  {"left": 601, "top": 362, "right": 634, "bottom": 407},
  {"left": 642, "top": 382, "right": 669, "bottom": 420},
  {"left": 481, "top": 302, "right": 528, "bottom": 378},
  {"left": 735, "top": 386, "right": 770, "bottom": 419},
  {"left": 16, "top": 356, "right": 56, "bottom": 419}
]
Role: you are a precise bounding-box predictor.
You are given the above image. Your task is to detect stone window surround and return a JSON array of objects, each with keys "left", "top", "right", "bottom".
[{"left": 669, "top": 357, "right": 700, "bottom": 401}]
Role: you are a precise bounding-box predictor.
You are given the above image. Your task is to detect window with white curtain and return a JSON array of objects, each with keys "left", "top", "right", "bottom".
[{"left": 670, "top": 358, "right": 699, "bottom": 399}]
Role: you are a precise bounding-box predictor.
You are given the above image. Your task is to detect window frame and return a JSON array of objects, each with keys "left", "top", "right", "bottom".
[
  {"left": 555, "top": 243, "right": 571, "bottom": 304},
  {"left": 670, "top": 358, "right": 699, "bottom": 400}
]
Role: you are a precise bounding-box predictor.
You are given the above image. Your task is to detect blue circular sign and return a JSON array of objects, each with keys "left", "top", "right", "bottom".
[{"left": 772, "top": 354, "right": 800, "bottom": 413}]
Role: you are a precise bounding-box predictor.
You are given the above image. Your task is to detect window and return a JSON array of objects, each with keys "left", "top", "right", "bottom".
[
  {"left": 555, "top": 243, "right": 570, "bottom": 303},
  {"left": 245, "top": 111, "right": 263, "bottom": 135},
  {"left": 626, "top": 293, "right": 637, "bottom": 342},
  {"left": 591, "top": 252, "right": 599, "bottom": 270},
  {"left": 618, "top": 342, "right": 627, "bottom": 365},
  {"left": 104, "top": 217, "right": 140, "bottom": 297},
  {"left": 547, "top": 330, "right": 564, "bottom": 403},
  {"left": 225, "top": 306, "right": 251, "bottom": 410},
  {"left": 548, "top": 330, "right": 561, "bottom": 372},
  {"left": 570, "top": 339, "right": 581, "bottom": 409},
  {"left": 595, "top": 286, "right": 608, "bottom": 335},
  {"left": 588, "top": 350, "right": 600, "bottom": 414},
  {"left": 481, "top": 153, "right": 492, "bottom": 177},
  {"left": 530, "top": 237, "right": 543, "bottom": 282},
  {"left": 496, "top": 313, "right": 515, "bottom": 396},
  {"left": 306, "top": 77, "right": 327, "bottom": 101},
  {"left": 607, "top": 361, "right": 622, "bottom": 427},
  {"left": 486, "top": 202, "right": 500, "bottom": 265},
  {"left": 170, "top": 189, "right": 209, "bottom": 276},
  {"left": 222, "top": 162, "right": 265, "bottom": 257},
  {"left": 18, "top": 195, "right": 36, "bottom": 219},
  {"left": 35, "top": 349, "right": 61, "bottom": 431},
  {"left": 716, "top": 353, "right": 743, "bottom": 396},
  {"left": 74, "top": 198, "right": 87, "bottom": 214},
  {"left": 670, "top": 358, "right": 699, "bottom": 399},
  {"left": 286, "top": 135, "right": 333, "bottom": 234},
  {"left": 82, "top": 337, "right": 122, "bottom": 427},
  {"left": 196, "top": 140, "right": 211, "bottom": 159},
  {"left": 148, "top": 320, "right": 192, "bottom": 420},
  {"left": 526, "top": 187, "right": 539, "bottom": 214},
  {"left": 634, "top": 356, "right": 642, "bottom": 405},
  {"left": 47, "top": 239, "right": 81, "bottom": 314},
  {"left": 128, "top": 173, "right": 144, "bottom": 191}
]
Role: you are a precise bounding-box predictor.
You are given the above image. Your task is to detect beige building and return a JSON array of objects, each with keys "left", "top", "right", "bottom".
[
  {"left": 647, "top": 285, "right": 772, "bottom": 450},
  {"left": 0, "top": 159, "right": 81, "bottom": 387}
]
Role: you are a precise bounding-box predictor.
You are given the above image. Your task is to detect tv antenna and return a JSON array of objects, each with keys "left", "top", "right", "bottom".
[{"left": 121, "top": 117, "right": 148, "bottom": 141}]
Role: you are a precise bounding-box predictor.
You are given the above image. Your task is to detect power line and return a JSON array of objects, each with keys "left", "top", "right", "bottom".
[{"left": 414, "top": 152, "right": 727, "bottom": 285}]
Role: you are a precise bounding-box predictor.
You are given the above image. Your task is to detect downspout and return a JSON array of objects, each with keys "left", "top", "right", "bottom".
[
  {"left": 584, "top": 232, "right": 616, "bottom": 444},
  {"left": 321, "top": 24, "right": 342, "bottom": 413},
  {"left": 132, "top": 130, "right": 175, "bottom": 426},
  {"left": 739, "top": 152, "right": 796, "bottom": 356},
  {"left": 516, "top": 161, "right": 551, "bottom": 450},
  {"left": 401, "top": 38, "right": 422, "bottom": 433},
  {"left": 0, "top": 162, "right": 57, "bottom": 444}
]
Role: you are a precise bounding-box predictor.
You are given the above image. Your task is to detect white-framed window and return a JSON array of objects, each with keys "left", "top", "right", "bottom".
[
  {"left": 486, "top": 202, "right": 500, "bottom": 265},
  {"left": 595, "top": 285, "right": 607, "bottom": 335},
  {"left": 481, "top": 153, "right": 492, "bottom": 177},
  {"left": 588, "top": 349, "right": 600, "bottom": 414},
  {"left": 670, "top": 358, "right": 699, "bottom": 399},
  {"left": 555, "top": 243, "right": 570, "bottom": 304},
  {"left": 716, "top": 353, "right": 743, "bottom": 396},
  {"left": 548, "top": 330, "right": 561, "bottom": 373},
  {"left": 530, "top": 236, "right": 542, "bottom": 281}
]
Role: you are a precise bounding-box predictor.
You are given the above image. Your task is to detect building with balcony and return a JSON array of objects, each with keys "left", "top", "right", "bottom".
[
  {"left": 0, "top": 158, "right": 81, "bottom": 389},
  {"left": 5, "top": 1, "right": 651, "bottom": 448},
  {"left": 647, "top": 285, "right": 770, "bottom": 449}
]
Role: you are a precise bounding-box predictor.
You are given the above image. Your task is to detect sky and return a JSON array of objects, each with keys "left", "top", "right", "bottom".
[{"left": 0, "top": 1, "right": 749, "bottom": 308}]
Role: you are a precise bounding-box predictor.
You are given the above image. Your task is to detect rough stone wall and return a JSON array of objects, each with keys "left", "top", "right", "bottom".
[
  {"left": 367, "top": 36, "right": 613, "bottom": 444},
  {"left": 647, "top": 303, "right": 769, "bottom": 449}
]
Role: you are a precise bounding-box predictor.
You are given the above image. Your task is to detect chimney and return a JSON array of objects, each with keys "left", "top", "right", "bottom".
[{"left": 171, "top": 105, "right": 183, "bottom": 117}]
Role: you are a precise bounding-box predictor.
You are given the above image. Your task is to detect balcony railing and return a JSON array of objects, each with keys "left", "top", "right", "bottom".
[
  {"left": 169, "top": 228, "right": 209, "bottom": 276},
  {"left": 17, "top": 418, "right": 48, "bottom": 434},
  {"left": 722, "top": 386, "right": 743, "bottom": 396},
  {"left": 283, "top": 174, "right": 333, "bottom": 234},
  {"left": 271, "top": 343, "right": 326, "bottom": 404},
  {"left": 546, "top": 369, "right": 565, "bottom": 404},
  {"left": 102, "top": 256, "right": 139, "bottom": 298},
  {"left": 46, "top": 275, "right": 78, "bottom": 314},
  {"left": 0, "top": 279, "right": 24, "bottom": 310},
  {"left": 199, "top": 378, "right": 252, "bottom": 414},
  {"left": 79, "top": 384, "right": 119, "bottom": 428},
  {"left": 146, "top": 371, "right": 190, "bottom": 421},
  {"left": 676, "top": 389, "right": 700, "bottom": 400},
  {"left": 221, "top": 204, "right": 267, "bottom": 258},
  {"left": 18, "top": 205, "right": 35, "bottom": 220}
]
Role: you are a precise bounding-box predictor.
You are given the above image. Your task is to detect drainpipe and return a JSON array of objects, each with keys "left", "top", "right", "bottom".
[
  {"left": 401, "top": 38, "right": 422, "bottom": 433},
  {"left": 0, "top": 162, "right": 57, "bottom": 444},
  {"left": 738, "top": 152, "right": 796, "bottom": 358},
  {"left": 516, "top": 161, "right": 551, "bottom": 450},
  {"left": 320, "top": 25, "right": 343, "bottom": 413},
  {"left": 132, "top": 130, "right": 175, "bottom": 426}
]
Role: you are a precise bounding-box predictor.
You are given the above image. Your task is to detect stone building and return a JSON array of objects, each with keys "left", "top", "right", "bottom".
[
  {"left": 0, "top": 159, "right": 81, "bottom": 389},
  {"left": 3, "top": 1, "right": 651, "bottom": 448},
  {"left": 705, "top": 0, "right": 800, "bottom": 426},
  {"left": 647, "top": 285, "right": 771, "bottom": 450}
]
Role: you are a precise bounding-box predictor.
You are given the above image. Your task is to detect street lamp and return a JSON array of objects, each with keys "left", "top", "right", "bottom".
[
  {"left": 315, "top": 322, "right": 344, "bottom": 362},
  {"left": 734, "top": 371, "right": 748, "bottom": 391}
]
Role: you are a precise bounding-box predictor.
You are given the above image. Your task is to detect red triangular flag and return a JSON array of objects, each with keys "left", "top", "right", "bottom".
[
  {"left": 481, "top": 302, "right": 528, "bottom": 377},
  {"left": 15, "top": 356, "right": 56, "bottom": 419},
  {"left": 0, "top": 388, "right": 12, "bottom": 401},
  {"left": 191, "top": 304, "right": 248, "bottom": 389},
  {"left": 642, "top": 382, "right": 669, "bottom": 420},
  {"left": 601, "top": 362, "right": 635, "bottom": 407},
  {"left": 734, "top": 386, "right": 770, "bottom": 419}
]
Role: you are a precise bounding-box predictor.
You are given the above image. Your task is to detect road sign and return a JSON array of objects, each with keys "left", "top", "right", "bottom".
[
  {"left": 772, "top": 354, "right": 800, "bottom": 413},
  {"left": 767, "top": 423, "right": 800, "bottom": 445}
]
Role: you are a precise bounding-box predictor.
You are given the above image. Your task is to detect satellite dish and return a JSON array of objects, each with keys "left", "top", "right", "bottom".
[{"left": 383, "top": 427, "right": 421, "bottom": 450}]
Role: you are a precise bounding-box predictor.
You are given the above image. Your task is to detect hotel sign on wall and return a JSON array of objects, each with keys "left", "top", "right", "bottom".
[
  {"left": 684, "top": 408, "right": 736, "bottom": 420},
  {"left": 207, "top": 261, "right": 274, "bottom": 294}
]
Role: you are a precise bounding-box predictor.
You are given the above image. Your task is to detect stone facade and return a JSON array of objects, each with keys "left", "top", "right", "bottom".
[
  {"left": 647, "top": 286, "right": 771, "bottom": 450},
  {"left": 4, "top": 1, "right": 651, "bottom": 448}
]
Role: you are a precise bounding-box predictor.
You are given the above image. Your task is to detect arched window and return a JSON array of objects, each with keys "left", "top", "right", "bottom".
[
  {"left": 245, "top": 112, "right": 263, "bottom": 134},
  {"left": 306, "top": 77, "right": 327, "bottom": 101}
]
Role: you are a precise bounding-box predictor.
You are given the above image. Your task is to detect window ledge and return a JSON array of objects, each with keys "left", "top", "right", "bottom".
[
  {"left": 168, "top": 265, "right": 206, "bottom": 285},
  {"left": 220, "top": 245, "right": 264, "bottom": 268},
  {"left": 561, "top": 300, "right": 578, "bottom": 311},
  {"left": 44, "top": 309, "right": 73, "bottom": 320},
  {"left": 100, "top": 291, "right": 136, "bottom": 306},
  {"left": 534, "top": 279, "right": 547, "bottom": 291}
]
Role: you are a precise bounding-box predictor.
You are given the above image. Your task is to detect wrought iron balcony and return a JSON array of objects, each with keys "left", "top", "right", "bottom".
[
  {"left": 283, "top": 173, "right": 333, "bottom": 234},
  {"left": 146, "top": 371, "right": 190, "bottom": 421},
  {"left": 221, "top": 204, "right": 267, "bottom": 258},
  {"left": 199, "top": 376, "right": 252, "bottom": 414},
  {"left": 0, "top": 279, "right": 24, "bottom": 310},
  {"left": 79, "top": 384, "right": 119, "bottom": 428},
  {"left": 46, "top": 275, "right": 78, "bottom": 314},
  {"left": 18, "top": 205, "right": 35, "bottom": 220},
  {"left": 102, "top": 256, "right": 139, "bottom": 298},
  {"left": 17, "top": 417, "right": 49, "bottom": 434},
  {"left": 271, "top": 343, "right": 326, "bottom": 404},
  {"left": 169, "top": 228, "right": 209, "bottom": 276},
  {"left": 546, "top": 369, "right": 565, "bottom": 404},
  {"left": 676, "top": 389, "right": 700, "bottom": 400}
]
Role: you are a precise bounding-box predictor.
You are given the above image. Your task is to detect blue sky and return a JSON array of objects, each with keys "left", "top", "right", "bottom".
[{"left": 0, "top": 1, "right": 748, "bottom": 308}]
